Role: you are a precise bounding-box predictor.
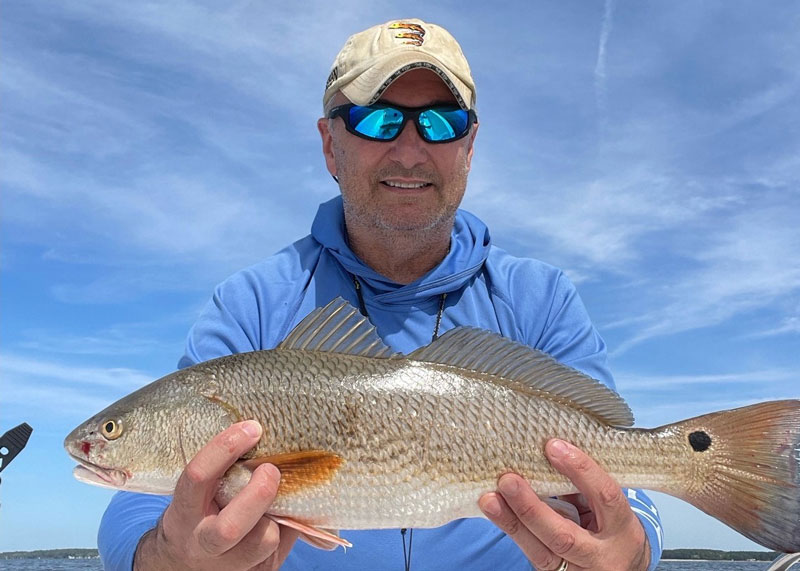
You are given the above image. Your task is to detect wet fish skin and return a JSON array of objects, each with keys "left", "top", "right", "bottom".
[{"left": 64, "top": 298, "right": 800, "bottom": 553}]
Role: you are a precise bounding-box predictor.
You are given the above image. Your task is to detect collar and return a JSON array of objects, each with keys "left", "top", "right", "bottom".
[{"left": 311, "top": 196, "right": 491, "bottom": 304}]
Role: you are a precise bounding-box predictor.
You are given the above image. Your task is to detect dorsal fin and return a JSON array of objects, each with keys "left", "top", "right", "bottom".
[
  {"left": 279, "top": 298, "right": 399, "bottom": 358},
  {"left": 408, "top": 328, "right": 634, "bottom": 426}
]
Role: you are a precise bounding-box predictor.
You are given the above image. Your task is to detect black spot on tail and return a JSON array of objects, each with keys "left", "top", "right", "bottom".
[{"left": 689, "top": 430, "right": 712, "bottom": 452}]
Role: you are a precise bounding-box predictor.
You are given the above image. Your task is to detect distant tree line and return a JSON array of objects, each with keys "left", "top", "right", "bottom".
[
  {"left": 0, "top": 548, "right": 99, "bottom": 559},
  {"left": 662, "top": 548, "right": 779, "bottom": 561},
  {"left": 0, "top": 547, "right": 781, "bottom": 561}
]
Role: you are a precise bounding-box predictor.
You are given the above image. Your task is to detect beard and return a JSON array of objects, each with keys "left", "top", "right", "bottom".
[{"left": 338, "top": 164, "right": 468, "bottom": 234}]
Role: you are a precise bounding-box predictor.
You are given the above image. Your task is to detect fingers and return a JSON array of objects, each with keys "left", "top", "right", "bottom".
[
  {"left": 480, "top": 490, "right": 562, "bottom": 570},
  {"left": 136, "top": 422, "right": 301, "bottom": 570},
  {"left": 172, "top": 421, "right": 263, "bottom": 521},
  {"left": 231, "top": 516, "right": 281, "bottom": 569},
  {"left": 480, "top": 475, "right": 591, "bottom": 570},
  {"left": 200, "top": 463, "right": 281, "bottom": 556},
  {"left": 221, "top": 508, "right": 301, "bottom": 571},
  {"left": 544, "top": 440, "right": 650, "bottom": 569},
  {"left": 480, "top": 442, "right": 650, "bottom": 571},
  {"left": 544, "top": 439, "right": 630, "bottom": 534},
  {"left": 212, "top": 516, "right": 297, "bottom": 571}
]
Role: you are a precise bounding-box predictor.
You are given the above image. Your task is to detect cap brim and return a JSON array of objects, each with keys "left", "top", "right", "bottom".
[{"left": 339, "top": 51, "right": 473, "bottom": 110}]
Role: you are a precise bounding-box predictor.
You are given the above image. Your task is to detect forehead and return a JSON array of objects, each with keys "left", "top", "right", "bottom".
[{"left": 379, "top": 68, "right": 458, "bottom": 106}]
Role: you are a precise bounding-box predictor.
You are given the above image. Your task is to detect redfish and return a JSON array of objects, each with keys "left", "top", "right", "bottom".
[{"left": 65, "top": 298, "right": 800, "bottom": 552}]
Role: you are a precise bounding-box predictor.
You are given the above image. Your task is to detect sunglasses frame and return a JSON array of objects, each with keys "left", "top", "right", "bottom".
[{"left": 328, "top": 103, "right": 478, "bottom": 144}]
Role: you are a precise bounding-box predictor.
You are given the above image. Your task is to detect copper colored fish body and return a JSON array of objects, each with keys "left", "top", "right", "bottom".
[{"left": 65, "top": 298, "right": 800, "bottom": 552}]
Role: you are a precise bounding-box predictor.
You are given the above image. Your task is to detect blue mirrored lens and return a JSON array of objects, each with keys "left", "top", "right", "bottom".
[
  {"left": 347, "top": 106, "right": 470, "bottom": 142},
  {"left": 349, "top": 107, "right": 404, "bottom": 140},
  {"left": 419, "top": 109, "right": 469, "bottom": 141}
]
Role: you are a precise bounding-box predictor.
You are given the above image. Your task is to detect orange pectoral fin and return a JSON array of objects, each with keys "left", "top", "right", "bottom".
[
  {"left": 270, "top": 516, "right": 351, "bottom": 550},
  {"left": 241, "top": 450, "right": 343, "bottom": 495}
]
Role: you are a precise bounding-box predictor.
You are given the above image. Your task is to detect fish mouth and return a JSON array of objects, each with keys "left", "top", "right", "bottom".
[{"left": 68, "top": 453, "right": 129, "bottom": 490}]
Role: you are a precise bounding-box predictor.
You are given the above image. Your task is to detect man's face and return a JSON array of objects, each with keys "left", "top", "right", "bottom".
[{"left": 318, "top": 69, "right": 478, "bottom": 234}]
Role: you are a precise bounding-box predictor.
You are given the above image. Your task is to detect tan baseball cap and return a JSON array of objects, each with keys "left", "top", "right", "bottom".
[{"left": 323, "top": 19, "right": 476, "bottom": 111}]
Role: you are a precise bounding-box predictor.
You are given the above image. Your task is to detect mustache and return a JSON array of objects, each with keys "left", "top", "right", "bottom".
[{"left": 373, "top": 167, "right": 441, "bottom": 185}]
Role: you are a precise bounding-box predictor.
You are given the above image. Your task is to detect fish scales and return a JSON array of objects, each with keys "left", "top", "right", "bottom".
[
  {"left": 65, "top": 298, "right": 800, "bottom": 552},
  {"left": 180, "top": 348, "right": 663, "bottom": 528}
]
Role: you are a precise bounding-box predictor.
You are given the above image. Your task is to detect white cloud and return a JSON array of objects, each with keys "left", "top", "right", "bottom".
[
  {"left": 1, "top": 353, "right": 154, "bottom": 417},
  {"left": 13, "top": 311, "right": 195, "bottom": 355},
  {"left": 1, "top": 353, "right": 152, "bottom": 390},
  {"left": 746, "top": 315, "right": 800, "bottom": 338},
  {"left": 614, "top": 364, "right": 798, "bottom": 427},
  {"left": 609, "top": 196, "right": 800, "bottom": 352},
  {"left": 46, "top": 0, "right": 359, "bottom": 116},
  {"left": 0, "top": 55, "right": 158, "bottom": 160},
  {"left": 2, "top": 2, "right": 337, "bottom": 289},
  {"left": 615, "top": 368, "right": 795, "bottom": 391},
  {"left": 468, "top": 162, "right": 730, "bottom": 272},
  {"left": 16, "top": 332, "right": 159, "bottom": 356}
]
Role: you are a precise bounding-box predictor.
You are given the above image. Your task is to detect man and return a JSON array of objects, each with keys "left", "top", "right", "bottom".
[{"left": 98, "top": 18, "right": 663, "bottom": 571}]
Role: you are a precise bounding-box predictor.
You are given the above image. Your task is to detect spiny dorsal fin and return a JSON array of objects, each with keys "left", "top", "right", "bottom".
[
  {"left": 408, "top": 327, "right": 634, "bottom": 427},
  {"left": 279, "top": 298, "right": 399, "bottom": 358}
]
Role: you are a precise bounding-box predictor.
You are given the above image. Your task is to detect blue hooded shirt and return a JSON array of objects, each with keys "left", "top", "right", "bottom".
[{"left": 98, "top": 196, "right": 663, "bottom": 570}]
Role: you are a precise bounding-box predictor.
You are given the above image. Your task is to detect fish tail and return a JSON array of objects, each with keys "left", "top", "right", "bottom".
[{"left": 663, "top": 400, "right": 800, "bottom": 552}]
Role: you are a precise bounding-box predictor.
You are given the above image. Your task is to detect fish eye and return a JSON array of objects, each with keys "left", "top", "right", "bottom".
[{"left": 101, "top": 419, "right": 123, "bottom": 440}]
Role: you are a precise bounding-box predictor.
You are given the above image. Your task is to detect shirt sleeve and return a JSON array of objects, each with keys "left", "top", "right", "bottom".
[
  {"left": 178, "top": 265, "right": 300, "bottom": 368},
  {"left": 625, "top": 488, "right": 664, "bottom": 571},
  {"left": 97, "top": 491, "right": 171, "bottom": 571}
]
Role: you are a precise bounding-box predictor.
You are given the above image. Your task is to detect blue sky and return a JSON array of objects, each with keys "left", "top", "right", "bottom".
[{"left": 2, "top": 0, "right": 799, "bottom": 554}]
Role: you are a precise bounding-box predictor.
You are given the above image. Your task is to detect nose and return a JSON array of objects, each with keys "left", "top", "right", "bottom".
[{"left": 387, "top": 120, "right": 429, "bottom": 169}]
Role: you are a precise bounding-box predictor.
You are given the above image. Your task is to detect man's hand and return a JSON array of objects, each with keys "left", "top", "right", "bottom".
[
  {"left": 134, "top": 421, "right": 299, "bottom": 571},
  {"left": 479, "top": 439, "right": 650, "bottom": 571}
]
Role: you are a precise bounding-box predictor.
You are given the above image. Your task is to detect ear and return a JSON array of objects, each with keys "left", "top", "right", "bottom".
[
  {"left": 465, "top": 121, "right": 479, "bottom": 170},
  {"left": 317, "top": 117, "right": 338, "bottom": 178}
]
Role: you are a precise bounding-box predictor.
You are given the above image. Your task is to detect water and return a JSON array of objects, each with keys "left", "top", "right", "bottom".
[
  {"left": 658, "top": 563, "right": 772, "bottom": 570},
  {"left": 0, "top": 559, "right": 777, "bottom": 570},
  {"left": 0, "top": 560, "right": 103, "bottom": 571}
]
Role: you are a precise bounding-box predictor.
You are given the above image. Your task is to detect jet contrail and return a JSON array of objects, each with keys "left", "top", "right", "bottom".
[{"left": 595, "top": 0, "right": 617, "bottom": 119}]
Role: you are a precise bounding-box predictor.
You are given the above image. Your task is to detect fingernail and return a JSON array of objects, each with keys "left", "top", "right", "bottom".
[
  {"left": 260, "top": 462, "right": 280, "bottom": 481},
  {"left": 241, "top": 420, "right": 262, "bottom": 438},
  {"left": 548, "top": 439, "right": 570, "bottom": 458},
  {"left": 498, "top": 475, "right": 519, "bottom": 496},
  {"left": 479, "top": 494, "right": 502, "bottom": 518}
]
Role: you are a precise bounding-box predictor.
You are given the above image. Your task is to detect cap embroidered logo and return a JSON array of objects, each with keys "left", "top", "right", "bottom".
[{"left": 388, "top": 22, "right": 426, "bottom": 46}]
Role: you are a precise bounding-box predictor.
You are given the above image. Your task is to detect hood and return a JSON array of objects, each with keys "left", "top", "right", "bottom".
[{"left": 311, "top": 196, "right": 491, "bottom": 305}]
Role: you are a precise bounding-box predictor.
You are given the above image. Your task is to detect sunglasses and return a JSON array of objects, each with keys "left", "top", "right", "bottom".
[{"left": 328, "top": 103, "right": 478, "bottom": 143}]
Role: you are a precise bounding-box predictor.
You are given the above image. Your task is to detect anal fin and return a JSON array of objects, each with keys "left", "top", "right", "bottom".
[{"left": 270, "top": 516, "right": 350, "bottom": 550}]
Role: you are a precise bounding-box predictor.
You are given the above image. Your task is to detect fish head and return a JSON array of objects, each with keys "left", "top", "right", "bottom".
[{"left": 64, "top": 368, "right": 233, "bottom": 494}]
